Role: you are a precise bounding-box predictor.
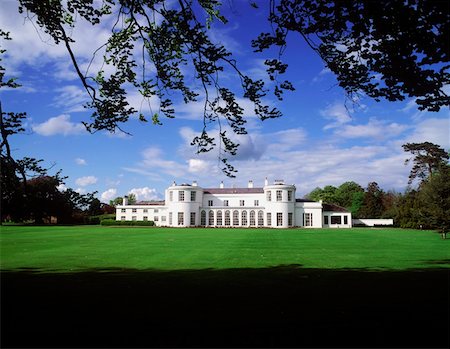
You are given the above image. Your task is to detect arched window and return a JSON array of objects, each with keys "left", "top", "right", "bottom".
[
  {"left": 250, "top": 210, "right": 256, "bottom": 226},
  {"left": 225, "top": 210, "right": 231, "bottom": 226},
  {"left": 241, "top": 211, "right": 248, "bottom": 226},
  {"left": 200, "top": 210, "right": 206, "bottom": 226},
  {"left": 208, "top": 210, "right": 215, "bottom": 226},
  {"left": 258, "top": 210, "right": 264, "bottom": 226},
  {"left": 216, "top": 210, "right": 223, "bottom": 226},
  {"left": 233, "top": 210, "right": 239, "bottom": 226}
]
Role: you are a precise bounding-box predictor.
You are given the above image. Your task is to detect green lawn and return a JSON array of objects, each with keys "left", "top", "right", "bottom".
[{"left": 1, "top": 226, "right": 448, "bottom": 271}]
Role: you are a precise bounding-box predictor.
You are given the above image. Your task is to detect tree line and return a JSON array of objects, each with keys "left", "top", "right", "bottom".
[{"left": 306, "top": 142, "right": 449, "bottom": 233}]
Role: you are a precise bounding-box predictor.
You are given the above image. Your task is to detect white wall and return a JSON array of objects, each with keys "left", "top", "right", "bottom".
[
  {"left": 352, "top": 218, "right": 393, "bottom": 227},
  {"left": 115, "top": 205, "right": 167, "bottom": 226},
  {"left": 323, "top": 212, "right": 352, "bottom": 228}
]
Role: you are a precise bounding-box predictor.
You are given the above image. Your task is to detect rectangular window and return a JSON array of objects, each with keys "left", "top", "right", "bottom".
[
  {"left": 161, "top": 216, "right": 166, "bottom": 222},
  {"left": 344, "top": 216, "right": 348, "bottom": 224},
  {"left": 132, "top": 208, "right": 137, "bottom": 213},
  {"left": 121, "top": 208, "right": 126, "bottom": 213},
  {"left": 179, "top": 191, "right": 184, "bottom": 202},
  {"left": 121, "top": 216, "right": 126, "bottom": 221},
  {"left": 191, "top": 191, "right": 196, "bottom": 202},
  {"left": 254, "top": 200, "right": 259, "bottom": 206},
  {"left": 143, "top": 209, "right": 148, "bottom": 213},
  {"left": 288, "top": 191, "right": 292, "bottom": 201},
  {"left": 169, "top": 191, "right": 173, "bottom": 201},
  {"left": 266, "top": 191, "right": 271, "bottom": 201},
  {"left": 190, "top": 212, "right": 196, "bottom": 226},
  {"left": 276, "top": 190, "right": 282, "bottom": 202},
  {"left": 143, "top": 216, "right": 148, "bottom": 221},
  {"left": 225, "top": 212, "right": 230, "bottom": 226},
  {"left": 304, "top": 213, "right": 312, "bottom": 227},
  {"left": 132, "top": 216, "right": 137, "bottom": 221},
  {"left": 288, "top": 213, "right": 293, "bottom": 227},
  {"left": 277, "top": 212, "right": 283, "bottom": 226},
  {"left": 324, "top": 216, "right": 329, "bottom": 225},
  {"left": 154, "top": 216, "right": 159, "bottom": 221},
  {"left": 331, "top": 216, "right": 342, "bottom": 224},
  {"left": 240, "top": 200, "right": 245, "bottom": 206},
  {"left": 178, "top": 212, "right": 184, "bottom": 225},
  {"left": 208, "top": 200, "right": 213, "bottom": 206},
  {"left": 169, "top": 212, "right": 172, "bottom": 225},
  {"left": 216, "top": 211, "right": 222, "bottom": 226},
  {"left": 154, "top": 209, "right": 159, "bottom": 213},
  {"left": 224, "top": 200, "right": 229, "bottom": 207},
  {"left": 267, "top": 213, "right": 271, "bottom": 226}
]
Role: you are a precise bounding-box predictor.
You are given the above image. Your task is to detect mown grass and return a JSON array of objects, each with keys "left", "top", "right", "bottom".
[{"left": 1, "top": 225, "right": 448, "bottom": 271}]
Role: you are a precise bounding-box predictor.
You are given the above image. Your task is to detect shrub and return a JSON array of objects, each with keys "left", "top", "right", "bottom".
[{"left": 100, "top": 219, "right": 155, "bottom": 226}]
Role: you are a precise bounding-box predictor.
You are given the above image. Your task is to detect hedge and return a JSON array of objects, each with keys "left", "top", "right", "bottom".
[{"left": 101, "top": 219, "right": 155, "bottom": 226}]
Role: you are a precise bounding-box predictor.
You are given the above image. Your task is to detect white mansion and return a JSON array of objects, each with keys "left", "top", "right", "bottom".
[{"left": 116, "top": 179, "right": 352, "bottom": 228}]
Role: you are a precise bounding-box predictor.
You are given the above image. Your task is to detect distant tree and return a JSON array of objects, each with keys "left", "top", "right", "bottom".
[
  {"left": 109, "top": 196, "right": 124, "bottom": 207},
  {"left": 349, "top": 191, "right": 365, "bottom": 218},
  {"left": 394, "top": 190, "right": 423, "bottom": 229},
  {"left": 417, "top": 164, "right": 450, "bottom": 237},
  {"left": 127, "top": 193, "right": 137, "bottom": 205},
  {"left": 403, "top": 142, "right": 449, "bottom": 185},
  {"left": 305, "top": 185, "right": 338, "bottom": 203},
  {"left": 334, "top": 181, "right": 364, "bottom": 208},
  {"left": 87, "top": 198, "right": 103, "bottom": 216},
  {"left": 100, "top": 203, "right": 115, "bottom": 214},
  {"left": 359, "top": 182, "right": 385, "bottom": 218}
]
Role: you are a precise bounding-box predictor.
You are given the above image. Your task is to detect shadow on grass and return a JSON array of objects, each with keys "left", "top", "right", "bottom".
[{"left": 1, "top": 265, "right": 449, "bottom": 348}]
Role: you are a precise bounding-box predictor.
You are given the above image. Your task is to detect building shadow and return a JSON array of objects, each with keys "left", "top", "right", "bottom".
[{"left": 1, "top": 265, "right": 449, "bottom": 348}]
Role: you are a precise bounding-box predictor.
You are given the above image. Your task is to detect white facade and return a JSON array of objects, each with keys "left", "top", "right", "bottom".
[{"left": 116, "top": 179, "right": 352, "bottom": 228}]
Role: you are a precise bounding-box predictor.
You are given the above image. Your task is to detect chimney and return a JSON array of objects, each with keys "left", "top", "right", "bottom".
[
  {"left": 192, "top": 180, "right": 198, "bottom": 187},
  {"left": 248, "top": 180, "right": 254, "bottom": 188},
  {"left": 172, "top": 181, "right": 176, "bottom": 187},
  {"left": 220, "top": 181, "right": 224, "bottom": 189},
  {"left": 264, "top": 177, "right": 268, "bottom": 186},
  {"left": 123, "top": 196, "right": 128, "bottom": 206}
]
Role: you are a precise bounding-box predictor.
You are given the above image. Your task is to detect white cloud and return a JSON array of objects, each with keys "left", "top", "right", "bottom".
[
  {"left": 406, "top": 117, "right": 450, "bottom": 149},
  {"left": 75, "top": 175, "right": 98, "bottom": 187},
  {"left": 32, "top": 114, "right": 86, "bottom": 136},
  {"left": 129, "top": 187, "right": 161, "bottom": 201},
  {"left": 101, "top": 188, "right": 117, "bottom": 202},
  {"left": 320, "top": 102, "right": 352, "bottom": 130},
  {"left": 52, "top": 85, "right": 89, "bottom": 113},
  {"left": 334, "top": 119, "right": 409, "bottom": 140},
  {"left": 57, "top": 184, "right": 67, "bottom": 192},
  {"left": 74, "top": 187, "right": 86, "bottom": 194},
  {"left": 188, "top": 159, "right": 211, "bottom": 173},
  {"left": 75, "top": 158, "right": 87, "bottom": 166}
]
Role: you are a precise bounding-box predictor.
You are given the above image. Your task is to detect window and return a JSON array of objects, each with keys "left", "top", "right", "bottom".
[
  {"left": 258, "top": 210, "right": 264, "bottom": 226},
  {"left": 267, "top": 212, "right": 271, "bottom": 226},
  {"left": 209, "top": 211, "right": 215, "bottom": 226},
  {"left": 225, "top": 210, "right": 231, "bottom": 226},
  {"left": 154, "top": 209, "right": 159, "bottom": 213},
  {"left": 304, "top": 213, "right": 312, "bottom": 227},
  {"left": 344, "top": 216, "right": 348, "bottom": 224},
  {"left": 178, "top": 191, "right": 184, "bottom": 202},
  {"left": 276, "top": 190, "right": 282, "bottom": 202},
  {"left": 288, "top": 213, "right": 293, "bottom": 227},
  {"left": 143, "top": 209, "right": 148, "bottom": 213},
  {"left": 161, "top": 216, "right": 166, "bottom": 222},
  {"left": 224, "top": 200, "right": 229, "bottom": 207},
  {"left": 200, "top": 210, "right": 206, "bottom": 226},
  {"left": 208, "top": 200, "right": 213, "bottom": 207},
  {"left": 154, "top": 216, "right": 159, "bottom": 221},
  {"left": 240, "top": 200, "right": 245, "bottom": 206},
  {"left": 190, "top": 212, "right": 196, "bottom": 226},
  {"left": 178, "top": 212, "right": 184, "bottom": 225},
  {"left": 266, "top": 191, "right": 271, "bottom": 201},
  {"left": 324, "top": 216, "right": 329, "bottom": 225},
  {"left": 191, "top": 191, "right": 196, "bottom": 202},
  {"left": 132, "top": 208, "right": 137, "bottom": 213},
  {"left": 250, "top": 210, "right": 256, "bottom": 226},
  {"left": 241, "top": 211, "right": 248, "bottom": 226},
  {"left": 121, "top": 216, "right": 126, "bottom": 221},
  {"left": 143, "top": 216, "right": 148, "bottom": 221},
  {"left": 169, "top": 191, "right": 173, "bottom": 201},
  {"left": 233, "top": 210, "right": 239, "bottom": 226},
  {"left": 288, "top": 191, "right": 292, "bottom": 201},
  {"left": 254, "top": 200, "right": 259, "bottom": 206},
  {"left": 217, "top": 211, "right": 223, "bottom": 226},
  {"left": 121, "top": 208, "right": 126, "bottom": 213},
  {"left": 331, "top": 216, "right": 342, "bottom": 225},
  {"left": 132, "top": 216, "right": 137, "bottom": 221},
  {"left": 169, "top": 212, "right": 172, "bottom": 225},
  {"left": 277, "top": 212, "right": 283, "bottom": 226}
]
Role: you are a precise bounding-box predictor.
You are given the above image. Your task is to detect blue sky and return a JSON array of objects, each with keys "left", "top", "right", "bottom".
[{"left": 1, "top": 0, "right": 449, "bottom": 202}]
